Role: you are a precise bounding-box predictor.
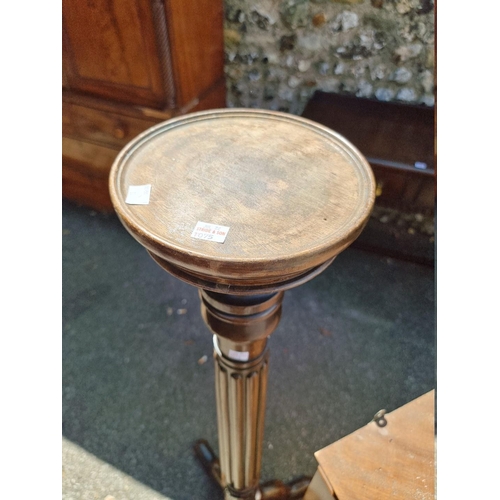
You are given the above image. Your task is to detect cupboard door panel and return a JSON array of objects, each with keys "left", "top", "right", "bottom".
[
  {"left": 165, "top": 0, "right": 224, "bottom": 107},
  {"left": 62, "top": 0, "right": 174, "bottom": 108}
]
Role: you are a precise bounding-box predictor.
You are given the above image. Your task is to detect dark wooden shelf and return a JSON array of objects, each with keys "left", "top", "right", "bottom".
[{"left": 302, "top": 91, "right": 436, "bottom": 213}]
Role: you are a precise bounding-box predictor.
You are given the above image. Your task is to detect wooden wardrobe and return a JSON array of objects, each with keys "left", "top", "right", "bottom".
[{"left": 63, "top": 0, "right": 226, "bottom": 211}]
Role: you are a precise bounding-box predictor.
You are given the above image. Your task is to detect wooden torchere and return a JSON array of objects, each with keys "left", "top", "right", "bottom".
[{"left": 109, "top": 109, "right": 375, "bottom": 500}]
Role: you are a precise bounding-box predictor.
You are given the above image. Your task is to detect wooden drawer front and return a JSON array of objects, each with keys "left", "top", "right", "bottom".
[
  {"left": 63, "top": 102, "right": 160, "bottom": 149},
  {"left": 62, "top": 137, "right": 120, "bottom": 211},
  {"left": 371, "top": 165, "right": 435, "bottom": 212}
]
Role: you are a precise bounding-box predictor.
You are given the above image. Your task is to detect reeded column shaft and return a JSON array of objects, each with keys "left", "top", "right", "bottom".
[
  {"left": 199, "top": 290, "right": 284, "bottom": 500},
  {"left": 214, "top": 342, "right": 269, "bottom": 497}
]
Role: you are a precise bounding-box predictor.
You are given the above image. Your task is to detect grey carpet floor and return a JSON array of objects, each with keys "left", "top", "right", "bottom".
[{"left": 62, "top": 199, "right": 436, "bottom": 500}]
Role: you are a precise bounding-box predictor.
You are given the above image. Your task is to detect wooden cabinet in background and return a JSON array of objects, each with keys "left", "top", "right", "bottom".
[
  {"left": 302, "top": 91, "right": 436, "bottom": 213},
  {"left": 63, "top": 0, "right": 226, "bottom": 211}
]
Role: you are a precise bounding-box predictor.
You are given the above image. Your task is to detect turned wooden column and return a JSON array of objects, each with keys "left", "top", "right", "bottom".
[
  {"left": 201, "top": 290, "right": 282, "bottom": 498},
  {"left": 109, "top": 109, "right": 375, "bottom": 500}
]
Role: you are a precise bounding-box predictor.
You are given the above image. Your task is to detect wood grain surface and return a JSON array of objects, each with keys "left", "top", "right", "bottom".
[
  {"left": 312, "top": 390, "right": 435, "bottom": 500},
  {"left": 165, "top": 0, "right": 225, "bottom": 108},
  {"left": 109, "top": 109, "right": 375, "bottom": 290},
  {"left": 62, "top": 0, "right": 171, "bottom": 108}
]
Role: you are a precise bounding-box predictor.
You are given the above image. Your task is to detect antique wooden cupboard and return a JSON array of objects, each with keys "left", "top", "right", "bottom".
[{"left": 62, "top": 0, "right": 226, "bottom": 211}]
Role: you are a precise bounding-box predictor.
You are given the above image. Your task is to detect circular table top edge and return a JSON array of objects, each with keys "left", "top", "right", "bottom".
[{"left": 109, "top": 108, "right": 376, "bottom": 280}]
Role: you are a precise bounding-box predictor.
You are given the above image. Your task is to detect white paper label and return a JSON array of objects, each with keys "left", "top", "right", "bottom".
[
  {"left": 414, "top": 161, "right": 428, "bottom": 170},
  {"left": 125, "top": 184, "right": 151, "bottom": 205},
  {"left": 228, "top": 349, "right": 249, "bottom": 362},
  {"left": 191, "top": 221, "right": 230, "bottom": 243}
]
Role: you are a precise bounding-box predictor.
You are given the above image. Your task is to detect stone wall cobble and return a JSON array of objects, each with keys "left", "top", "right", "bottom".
[{"left": 224, "top": 0, "right": 435, "bottom": 114}]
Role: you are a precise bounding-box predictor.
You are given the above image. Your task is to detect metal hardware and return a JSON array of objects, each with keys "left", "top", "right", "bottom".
[{"left": 373, "top": 409, "right": 387, "bottom": 427}]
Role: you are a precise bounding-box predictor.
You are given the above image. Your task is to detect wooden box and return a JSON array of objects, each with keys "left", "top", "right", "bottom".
[{"left": 304, "top": 390, "right": 436, "bottom": 500}]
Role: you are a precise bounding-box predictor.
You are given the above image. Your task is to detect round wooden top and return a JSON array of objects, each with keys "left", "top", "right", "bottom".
[{"left": 109, "top": 109, "right": 375, "bottom": 293}]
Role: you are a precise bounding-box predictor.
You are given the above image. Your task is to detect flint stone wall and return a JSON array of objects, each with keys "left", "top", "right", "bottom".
[{"left": 223, "top": 0, "right": 435, "bottom": 114}]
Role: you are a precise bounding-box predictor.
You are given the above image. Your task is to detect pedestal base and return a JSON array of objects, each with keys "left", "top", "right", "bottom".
[{"left": 194, "top": 439, "right": 311, "bottom": 500}]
